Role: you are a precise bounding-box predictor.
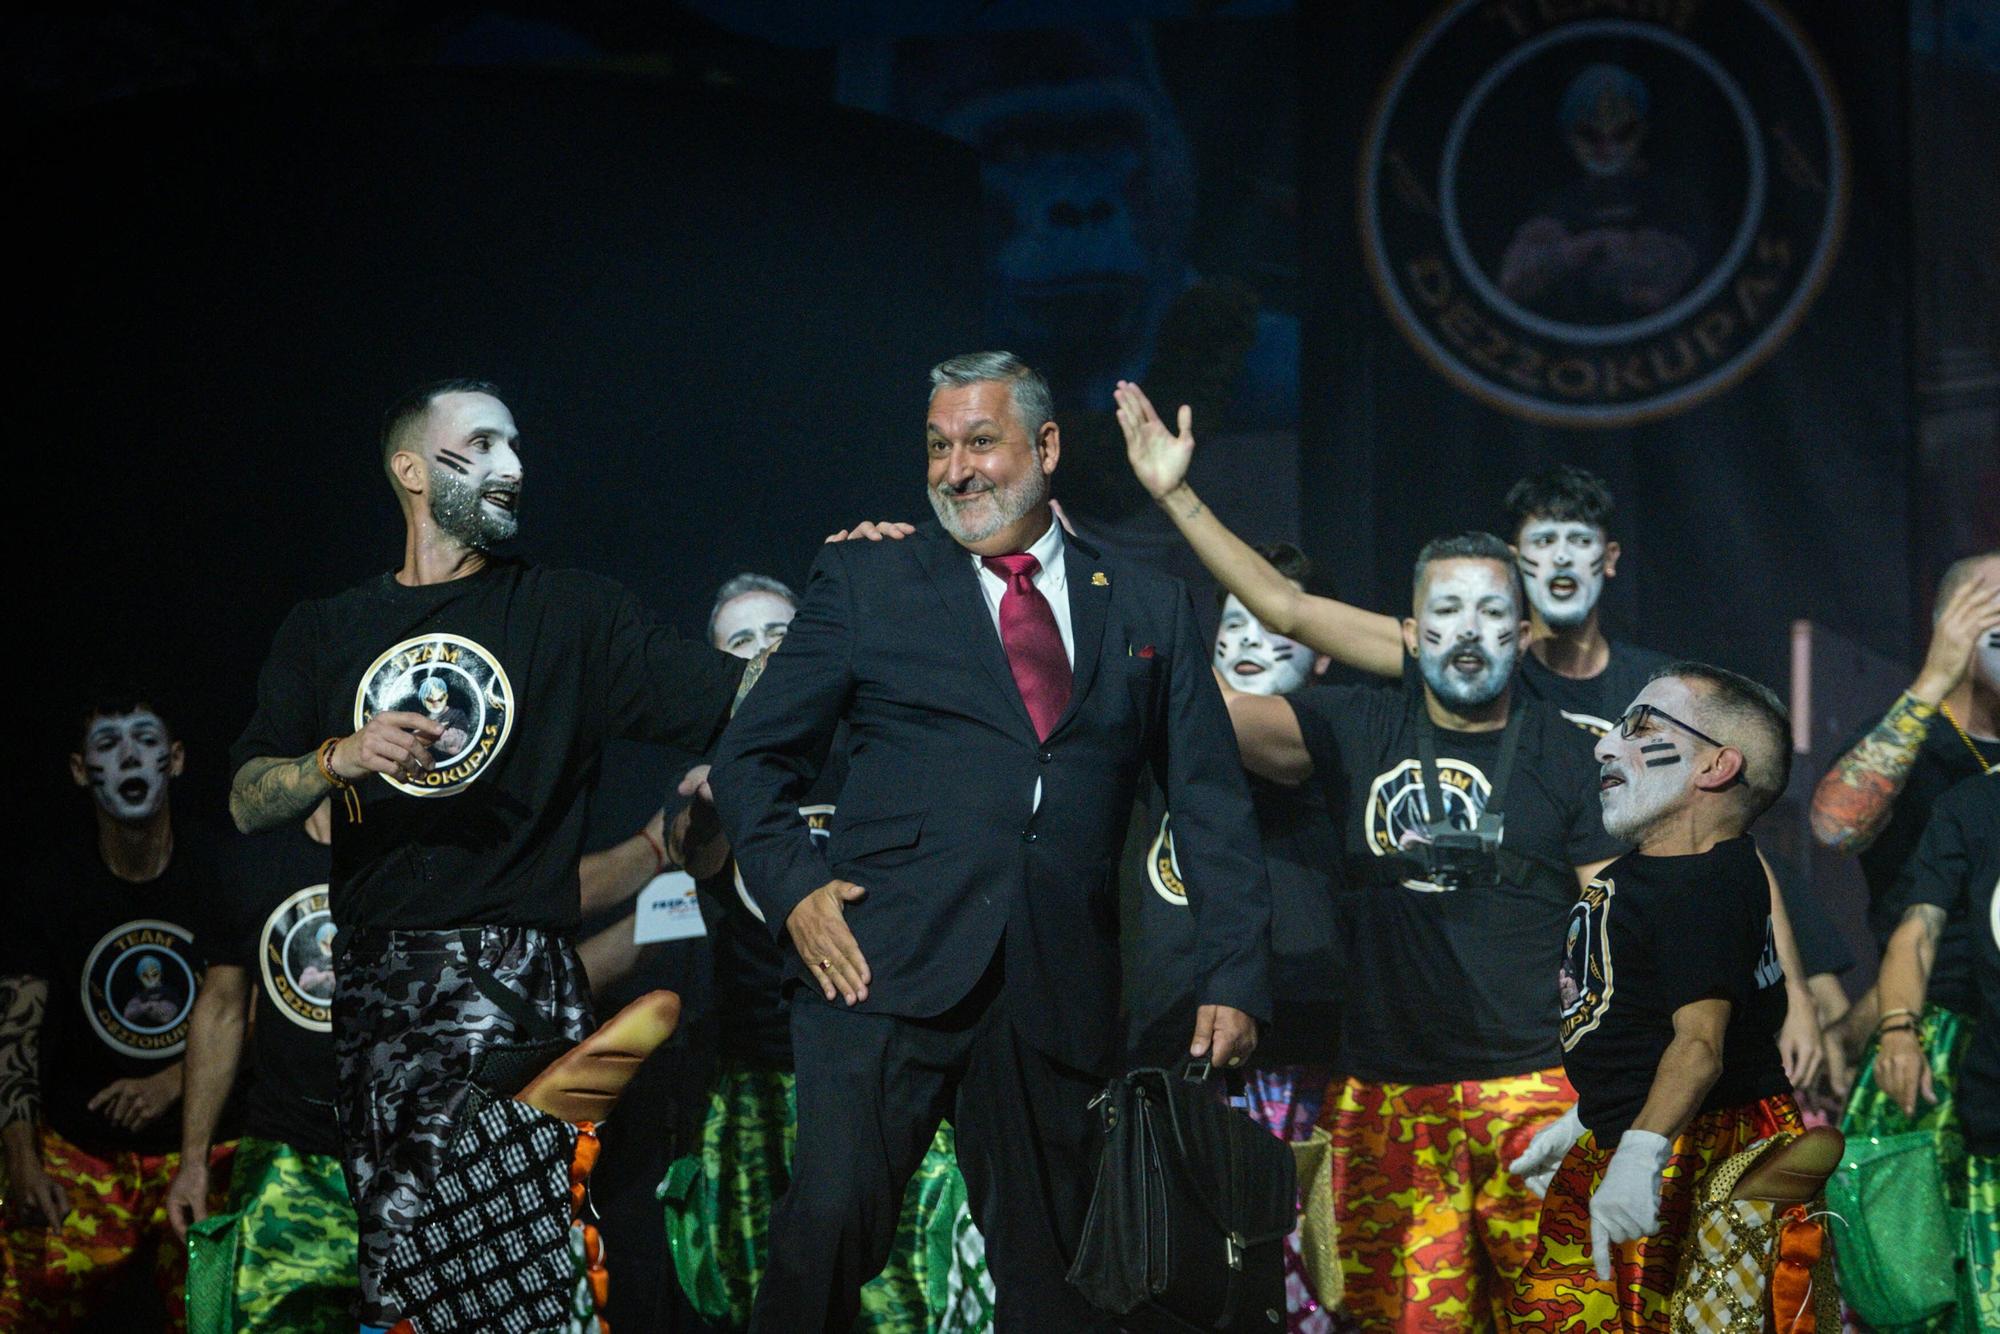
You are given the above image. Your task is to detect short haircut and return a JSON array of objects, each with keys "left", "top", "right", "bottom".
[
  {"left": 1648, "top": 660, "right": 1792, "bottom": 819},
  {"left": 929, "top": 352, "right": 1055, "bottom": 439},
  {"left": 707, "top": 572, "right": 799, "bottom": 645},
  {"left": 76, "top": 687, "right": 175, "bottom": 749},
  {"left": 1412, "top": 531, "right": 1525, "bottom": 616},
  {"left": 1502, "top": 464, "right": 1615, "bottom": 543},
  {"left": 1217, "top": 541, "right": 1330, "bottom": 608},
  {"left": 1934, "top": 550, "right": 2000, "bottom": 621},
  {"left": 380, "top": 378, "right": 502, "bottom": 472}
]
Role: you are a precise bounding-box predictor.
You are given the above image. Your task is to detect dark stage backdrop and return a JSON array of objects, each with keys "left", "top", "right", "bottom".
[
  {"left": 25, "top": 70, "right": 981, "bottom": 836},
  {"left": 1301, "top": 0, "right": 1912, "bottom": 693}
]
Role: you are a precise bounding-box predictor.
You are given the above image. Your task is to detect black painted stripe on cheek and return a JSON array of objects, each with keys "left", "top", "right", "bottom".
[
  {"left": 436, "top": 449, "right": 472, "bottom": 474},
  {"left": 1643, "top": 755, "right": 1682, "bottom": 767}
]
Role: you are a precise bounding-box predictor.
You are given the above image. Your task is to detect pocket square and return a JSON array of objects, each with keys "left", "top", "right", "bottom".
[{"left": 1132, "top": 644, "right": 1156, "bottom": 659}]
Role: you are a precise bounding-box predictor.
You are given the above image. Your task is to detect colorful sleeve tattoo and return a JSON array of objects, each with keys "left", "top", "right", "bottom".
[
  {"left": 0, "top": 976, "right": 47, "bottom": 1130},
  {"left": 1809, "top": 690, "right": 1936, "bottom": 854}
]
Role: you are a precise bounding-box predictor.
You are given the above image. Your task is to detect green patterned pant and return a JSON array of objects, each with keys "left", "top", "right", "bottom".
[
  {"left": 185, "top": 1137, "right": 357, "bottom": 1334},
  {"left": 660, "top": 1062, "right": 994, "bottom": 1332},
  {"left": 1840, "top": 1005, "right": 1980, "bottom": 1334}
]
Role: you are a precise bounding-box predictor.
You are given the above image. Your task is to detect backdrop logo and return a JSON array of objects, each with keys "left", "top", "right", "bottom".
[{"left": 1360, "top": 0, "right": 1846, "bottom": 427}]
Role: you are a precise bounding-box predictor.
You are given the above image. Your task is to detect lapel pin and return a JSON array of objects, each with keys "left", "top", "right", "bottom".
[{"left": 1091, "top": 571, "right": 1109, "bottom": 587}]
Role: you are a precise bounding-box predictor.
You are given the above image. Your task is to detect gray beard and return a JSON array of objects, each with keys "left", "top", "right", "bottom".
[
  {"left": 1419, "top": 641, "right": 1517, "bottom": 709},
  {"left": 430, "top": 468, "right": 518, "bottom": 550},
  {"left": 929, "top": 466, "right": 1049, "bottom": 546}
]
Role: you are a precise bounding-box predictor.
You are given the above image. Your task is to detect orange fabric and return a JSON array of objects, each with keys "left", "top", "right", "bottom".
[
  {"left": 1324, "top": 1067, "right": 1577, "bottom": 1331},
  {"left": 1505, "top": 1094, "right": 1801, "bottom": 1333},
  {"left": 1768, "top": 1211, "right": 1821, "bottom": 1334}
]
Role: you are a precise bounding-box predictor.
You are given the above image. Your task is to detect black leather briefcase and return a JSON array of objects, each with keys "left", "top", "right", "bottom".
[{"left": 1067, "top": 1063, "right": 1297, "bottom": 1331}]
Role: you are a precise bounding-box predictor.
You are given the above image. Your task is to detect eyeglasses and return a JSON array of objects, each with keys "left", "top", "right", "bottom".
[{"left": 1615, "top": 703, "right": 1729, "bottom": 751}]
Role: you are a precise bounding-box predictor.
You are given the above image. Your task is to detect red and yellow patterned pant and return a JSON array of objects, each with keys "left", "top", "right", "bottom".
[
  {"left": 1505, "top": 1095, "right": 1801, "bottom": 1333},
  {"left": 0, "top": 1125, "right": 233, "bottom": 1333},
  {"left": 1323, "top": 1067, "right": 1576, "bottom": 1332}
]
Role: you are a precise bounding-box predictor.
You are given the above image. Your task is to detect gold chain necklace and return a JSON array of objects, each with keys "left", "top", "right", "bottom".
[{"left": 1939, "top": 702, "right": 1999, "bottom": 775}]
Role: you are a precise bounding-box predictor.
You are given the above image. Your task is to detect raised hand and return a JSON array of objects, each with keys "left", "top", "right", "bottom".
[
  {"left": 1912, "top": 571, "right": 2000, "bottom": 705},
  {"left": 1113, "top": 380, "right": 1196, "bottom": 501}
]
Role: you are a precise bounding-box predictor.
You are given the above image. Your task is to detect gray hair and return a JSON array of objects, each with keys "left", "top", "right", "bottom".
[
  {"left": 706, "top": 572, "right": 799, "bottom": 644},
  {"left": 928, "top": 351, "right": 1055, "bottom": 437},
  {"left": 1647, "top": 660, "right": 1793, "bottom": 819}
]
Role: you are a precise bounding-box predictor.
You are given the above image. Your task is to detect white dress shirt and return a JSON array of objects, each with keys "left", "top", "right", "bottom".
[
  {"left": 971, "top": 515, "right": 1075, "bottom": 665},
  {"left": 970, "top": 516, "right": 1073, "bottom": 812}
]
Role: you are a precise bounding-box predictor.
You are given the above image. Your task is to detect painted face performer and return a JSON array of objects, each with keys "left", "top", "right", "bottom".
[
  {"left": 226, "top": 380, "right": 749, "bottom": 1333},
  {"left": 1507, "top": 665, "right": 1801, "bottom": 1332},
  {"left": 1, "top": 693, "right": 231, "bottom": 1333},
  {"left": 1122, "top": 426, "right": 1841, "bottom": 1088}
]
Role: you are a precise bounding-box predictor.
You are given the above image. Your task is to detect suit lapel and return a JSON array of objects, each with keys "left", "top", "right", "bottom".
[
  {"left": 1050, "top": 531, "right": 1107, "bottom": 738},
  {"left": 915, "top": 526, "right": 1038, "bottom": 739}
]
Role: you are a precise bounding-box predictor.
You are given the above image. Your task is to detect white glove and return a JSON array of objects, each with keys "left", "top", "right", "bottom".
[
  {"left": 1589, "top": 1129, "right": 1673, "bottom": 1280},
  {"left": 1509, "top": 1105, "right": 1583, "bottom": 1198}
]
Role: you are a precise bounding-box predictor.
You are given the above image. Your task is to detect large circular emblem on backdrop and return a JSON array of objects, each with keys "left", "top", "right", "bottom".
[
  {"left": 260, "top": 883, "right": 335, "bottom": 1032},
  {"left": 82, "top": 919, "right": 200, "bottom": 1058},
  {"left": 1359, "top": 0, "right": 1845, "bottom": 427},
  {"left": 353, "top": 633, "right": 515, "bottom": 796}
]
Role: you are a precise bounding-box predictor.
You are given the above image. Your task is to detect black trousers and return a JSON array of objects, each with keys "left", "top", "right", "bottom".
[{"left": 750, "top": 953, "right": 1110, "bottom": 1332}]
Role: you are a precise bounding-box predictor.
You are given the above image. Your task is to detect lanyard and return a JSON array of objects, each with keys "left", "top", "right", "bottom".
[{"left": 1415, "top": 701, "right": 1523, "bottom": 830}]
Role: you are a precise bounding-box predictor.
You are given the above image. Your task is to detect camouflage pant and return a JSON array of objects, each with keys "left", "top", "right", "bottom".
[
  {"left": 0, "top": 1126, "right": 231, "bottom": 1333},
  {"left": 186, "top": 1136, "right": 357, "bottom": 1333},
  {"left": 333, "top": 926, "right": 592, "bottom": 1326}
]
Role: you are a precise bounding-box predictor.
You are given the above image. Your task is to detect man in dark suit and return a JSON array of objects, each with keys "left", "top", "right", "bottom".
[{"left": 711, "top": 351, "right": 1273, "bottom": 1331}]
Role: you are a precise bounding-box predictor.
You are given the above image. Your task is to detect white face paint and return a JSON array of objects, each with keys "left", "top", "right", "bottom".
[
  {"left": 1516, "top": 520, "right": 1607, "bottom": 629},
  {"left": 1975, "top": 625, "right": 2000, "bottom": 698},
  {"left": 1213, "top": 595, "right": 1312, "bottom": 696},
  {"left": 711, "top": 591, "right": 797, "bottom": 661},
  {"left": 81, "top": 710, "right": 174, "bottom": 822},
  {"left": 1414, "top": 560, "right": 1521, "bottom": 709},
  {"left": 424, "top": 392, "right": 523, "bottom": 550},
  {"left": 1594, "top": 678, "right": 1706, "bottom": 843}
]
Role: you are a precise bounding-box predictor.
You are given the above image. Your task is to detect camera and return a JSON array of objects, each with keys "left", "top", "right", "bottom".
[{"left": 1418, "top": 813, "right": 1504, "bottom": 890}]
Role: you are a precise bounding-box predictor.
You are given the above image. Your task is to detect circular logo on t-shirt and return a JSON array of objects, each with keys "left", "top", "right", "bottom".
[
  {"left": 1359, "top": 0, "right": 1845, "bottom": 427},
  {"left": 734, "top": 803, "right": 835, "bottom": 925},
  {"left": 1364, "top": 756, "right": 1492, "bottom": 893},
  {"left": 1148, "top": 812, "right": 1188, "bottom": 907},
  {"left": 260, "top": 884, "right": 335, "bottom": 1032},
  {"left": 81, "top": 920, "right": 200, "bottom": 1059},
  {"left": 353, "top": 633, "right": 515, "bottom": 797},
  {"left": 1559, "top": 875, "right": 1615, "bottom": 1050}
]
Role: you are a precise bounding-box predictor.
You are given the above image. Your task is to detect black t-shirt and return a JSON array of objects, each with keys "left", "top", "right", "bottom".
[
  {"left": 1559, "top": 835, "right": 1791, "bottom": 1142},
  {"left": 1, "top": 827, "right": 221, "bottom": 1156},
  {"left": 1288, "top": 681, "right": 1625, "bottom": 1083},
  {"left": 202, "top": 828, "right": 342, "bottom": 1158},
  {"left": 1850, "top": 716, "right": 1998, "bottom": 1013},
  {"left": 230, "top": 560, "right": 743, "bottom": 933},
  {"left": 1122, "top": 767, "right": 1346, "bottom": 1069},
  {"left": 1893, "top": 772, "right": 2000, "bottom": 1155},
  {"left": 696, "top": 761, "right": 845, "bottom": 1070},
  {"left": 1516, "top": 639, "right": 1674, "bottom": 738}
]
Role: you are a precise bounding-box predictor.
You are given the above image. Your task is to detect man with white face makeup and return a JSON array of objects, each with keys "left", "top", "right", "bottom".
[
  {"left": 2, "top": 693, "right": 232, "bottom": 1332},
  {"left": 1507, "top": 664, "right": 1797, "bottom": 1332},
  {"left": 228, "top": 379, "right": 748, "bottom": 1332},
  {"left": 1143, "top": 520, "right": 1623, "bottom": 1325}
]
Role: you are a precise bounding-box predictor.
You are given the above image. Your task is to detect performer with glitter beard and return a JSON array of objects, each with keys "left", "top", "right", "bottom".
[
  {"left": 1507, "top": 664, "right": 1798, "bottom": 1333},
  {"left": 228, "top": 380, "right": 747, "bottom": 1332}
]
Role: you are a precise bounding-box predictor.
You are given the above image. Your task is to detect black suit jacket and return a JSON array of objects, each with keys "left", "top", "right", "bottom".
[{"left": 712, "top": 522, "right": 1271, "bottom": 1072}]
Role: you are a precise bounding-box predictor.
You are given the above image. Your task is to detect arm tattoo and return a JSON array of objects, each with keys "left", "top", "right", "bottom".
[
  {"left": 0, "top": 977, "right": 47, "bottom": 1130},
  {"left": 229, "top": 752, "right": 331, "bottom": 834},
  {"left": 730, "top": 645, "right": 773, "bottom": 717},
  {"left": 1174, "top": 492, "right": 1205, "bottom": 521},
  {"left": 1809, "top": 691, "right": 1936, "bottom": 853}
]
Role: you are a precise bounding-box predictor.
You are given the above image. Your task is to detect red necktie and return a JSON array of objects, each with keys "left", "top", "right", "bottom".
[{"left": 982, "top": 553, "right": 1072, "bottom": 740}]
